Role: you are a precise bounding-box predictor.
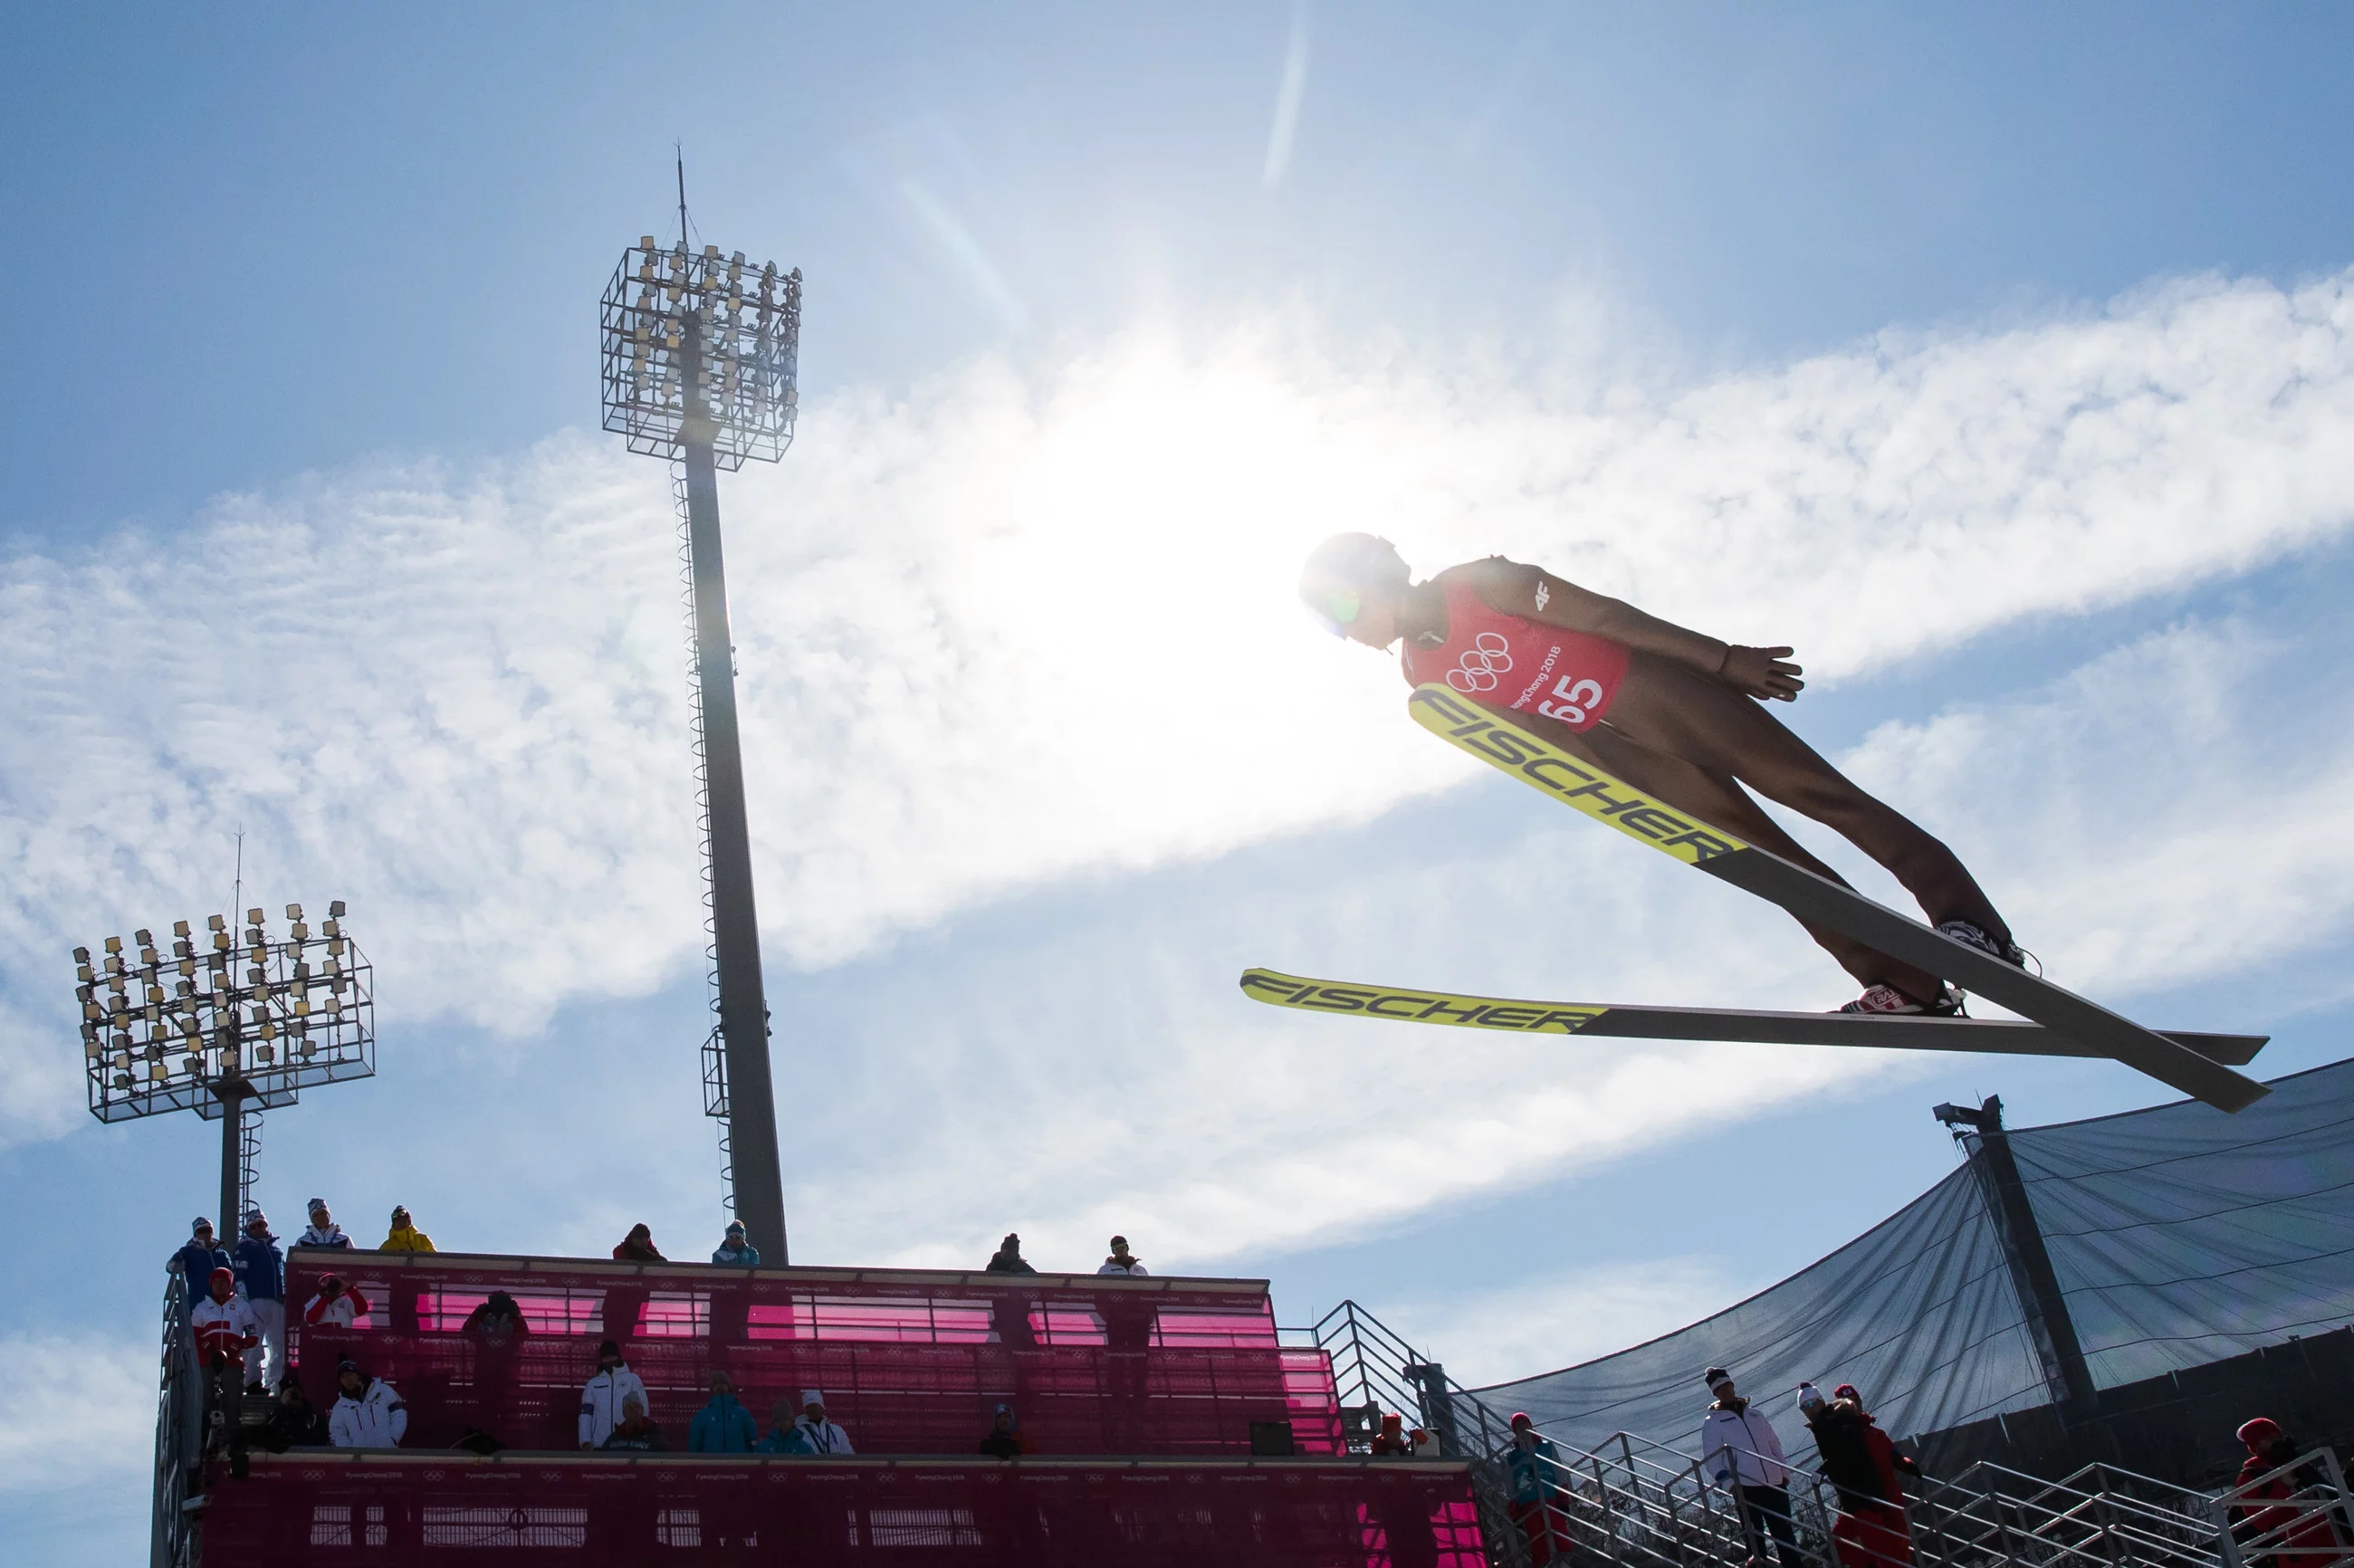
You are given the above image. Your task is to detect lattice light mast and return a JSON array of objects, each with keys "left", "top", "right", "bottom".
[
  {"left": 599, "top": 216, "right": 802, "bottom": 1264},
  {"left": 75, "top": 902, "right": 375, "bottom": 1235}
]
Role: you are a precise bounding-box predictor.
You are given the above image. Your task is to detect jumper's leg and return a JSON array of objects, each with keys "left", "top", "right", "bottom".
[
  {"left": 1527, "top": 713, "right": 1953, "bottom": 1004},
  {"left": 1598, "top": 652, "right": 2014, "bottom": 946}
]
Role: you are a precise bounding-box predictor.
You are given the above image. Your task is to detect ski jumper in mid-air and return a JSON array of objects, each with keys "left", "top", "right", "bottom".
[{"left": 1298, "top": 534, "right": 2025, "bottom": 1015}]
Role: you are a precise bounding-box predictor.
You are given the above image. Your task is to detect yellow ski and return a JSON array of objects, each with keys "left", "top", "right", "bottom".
[
  {"left": 1405, "top": 684, "right": 2268, "bottom": 1111},
  {"left": 1239, "top": 968, "right": 2266, "bottom": 1064}
]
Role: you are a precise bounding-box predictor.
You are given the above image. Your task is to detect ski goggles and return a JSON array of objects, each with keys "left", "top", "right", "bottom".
[{"left": 1304, "top": 587, "right": 1361, "bottom": 636}]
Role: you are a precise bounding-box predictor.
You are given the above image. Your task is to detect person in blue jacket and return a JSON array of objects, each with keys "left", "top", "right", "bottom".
[
  {"left": 756, "top": 1397, "right": 814, "bottom": 1455},
  {"left": 169, "top": 1219, "right": 231, "bottom": 1305},
  {"left": 689, "top": 1372, "right": 758, "bottom": 1453},
  {"left": 1507, "top": 1411, "right": 1571, "bottom": 1564},
  {"left": 232, "top": 1210, "right": 289, "bottom": 1391},
  {"left": 711, "top": 1221, "right": 761, "bottom": 1267}
]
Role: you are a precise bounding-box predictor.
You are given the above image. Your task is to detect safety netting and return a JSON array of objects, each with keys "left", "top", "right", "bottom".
[
  {"left": 206, "top": 1452, "right": 1487, "bottom": 1568},
  {"left": 1474, "top": 1056, "right": 2354, "bottom": 1454}
]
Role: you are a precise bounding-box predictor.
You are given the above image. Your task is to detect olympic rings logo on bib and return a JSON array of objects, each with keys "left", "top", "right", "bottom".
[{"left": 1447, "top": 633, "right": 1514, "bottom": 693}]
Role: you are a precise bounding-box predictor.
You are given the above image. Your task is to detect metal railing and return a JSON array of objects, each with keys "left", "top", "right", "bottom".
[
  {"left": 1308, "top": 1298, "right": 2352, "bottom": 1568},
  {"left": 151, "top": 1276, "right": 200, "bottom": 1568},
  {"left": 2212, "top": 1448, "right": 2353, "bottom": 1568},
  {"left": 1307, "top": 1299, "right": 1542, "bottom": 1563}
]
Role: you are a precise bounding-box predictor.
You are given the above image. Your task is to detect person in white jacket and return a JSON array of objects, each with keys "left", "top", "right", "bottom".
[
  {"left": 1700, "top": 1367, "right": 1799, "bottom": 1568},
  {"left": 792, "top": 1390, "right": 855, "bottom": 1455},
  {"left": 579, "top": 1340, "right": 649, "bottom": 1450},
  {"left": 1096, "top": 1236, "right": 1149, "bottom": 1276},
  {"left": 328, "top": 1360, "right": 407, "bottom": 1448}
]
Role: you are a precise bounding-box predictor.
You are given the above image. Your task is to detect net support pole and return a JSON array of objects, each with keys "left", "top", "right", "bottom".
[
  {"left": 1957, "top": 1095, "right": 2098, "bottom": 1416},
  {"left": 678, "top": 327, "right": 789, "bottom": 1265},
  {"left": 1406, "top": 1360, "right": 1461, "bottom": 1458}
]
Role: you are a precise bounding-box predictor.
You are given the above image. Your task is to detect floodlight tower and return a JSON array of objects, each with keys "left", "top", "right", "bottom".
[
  {"left": 74, "top": 902, "right": 375, "bottom": 1235},
  {"left": 598, "top": 188, "right": 802, "bottom": 1264}
]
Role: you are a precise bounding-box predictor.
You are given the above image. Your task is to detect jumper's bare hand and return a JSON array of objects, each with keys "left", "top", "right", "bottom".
[{"left": 1719, "top": 645, "right": 1804, "bottom": 702}]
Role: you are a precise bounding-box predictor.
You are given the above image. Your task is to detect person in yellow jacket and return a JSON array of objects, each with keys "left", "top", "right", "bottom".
[{"left": 378, "top": 1206, "right": 435, "bottom": 1252}]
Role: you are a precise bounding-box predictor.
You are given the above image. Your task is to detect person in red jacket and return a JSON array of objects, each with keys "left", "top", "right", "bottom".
[
  {"left": 2230, "top": 1418, "right": 2342, "bottom": 1568},
  {"left": 1299, "top": 534, "right": 2026, "bottom": 1016},
  {"left": 613, "top": 1223, "right": 666, "bottom": 1262},
  {"left": 603, "top": 1225, "right": 665, "bottom": 1343},
  {"left": 191, "top": 1267, "right": 259, "bottom": 1368},
  {"left": 302, "top": 1273, "right": 372, "bottom": 1328},
  {"left": 189, "top": 1266, "right": 261, "bottom": 1461},
  {"left": 1806, "top": 1382, "right": 1919, "bottom": 1568}
]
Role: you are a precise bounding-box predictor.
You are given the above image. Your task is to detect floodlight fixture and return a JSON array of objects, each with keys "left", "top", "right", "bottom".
[
  {"left": 72, "top": 902, "right": 375, "bottom": 1237},
  {"left": 599, "top": 236, "right": 801, "bottom": 471},
  {"left": 596, "top": 165, "right": 799, "bottom": 1264}
]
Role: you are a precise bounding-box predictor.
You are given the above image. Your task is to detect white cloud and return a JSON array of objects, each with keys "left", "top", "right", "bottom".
[
  {"left": 789, "top": 804, "right": 1920, "bottom": 1276},
  {"left": 5, "top": 269, "right": 2354, "bottom": 1152},
  {"left": 783, "top": 603, "right": 2354, "bottom": 1277},
  {"left": 0, "top": 449, "right": 706, "bottom": 1136},
  {"left": 1828, "top": 613, "right": 2354, "bottom": 1008},
  {"left": 0, "top": 1333, "right": 155, "bottom": 1494},
  {"left": 1263, "top": 2, "right": 1312, "bottom": 186}
]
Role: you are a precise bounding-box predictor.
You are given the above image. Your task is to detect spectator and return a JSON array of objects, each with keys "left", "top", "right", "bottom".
[
  {"left": 462, "top": 1290, "right": 530, "bottom": 1343},
  {"left": 711, "top": 1221, "right": 760, "bottom": 1267},
  {"left": 1506, "top": 1412, "right": 1569, "bottom": 1564},
  {"left": 260, "top": 1381, "right": 330, "bottom": 1452},
  {"left": 613, "top": 1223, "right": 665, "bottom": 1263},
  {"left": 2230, "top": 1418, "right": 2339, "bottom": 1568},
  {"left": 1096, "top": 1234, "right": 1155, "bottom": 1350},
  {"left": 984, "top": 1233, "right": 1037, "bottom": 1275},
  {"left": 602, "top": 1228, "right": 662, "bottom": 1342},
  {"left": 379, "top": 1205, "right": 435, "bottom": 1252},
  {"left": 169, "top": 1218, "right": 231, "bottom": 1305},
  {"left": 302, "top": 1272, "right": 371, "bottom": 1329},
  {"left": 328, "top": 1359, "right": 407, "bottom": 1448},
  {"left": 757, "top": 1397, "right": 814, "bottom": 1454},
  {"left": 1807, "top": 1382, "right": 1919, "bottom": 1568},
  {"left": 689, "top": 1371, "right": 758, "bottom": 1453},
  {"left": 190, "top": 1265, "right": 261, "bottom": 1428},
  {"left": 579, "top": 1340, "right": 648, "bottom": 1450},
  {"left": 1701, "top": 1368, "right": 1800, "bottom": 1568},
  {"left": 232, "top": 1209, "right": 288, "bottom": 1391},
  {"left": 984, "top": 1233, "right": 1040, "bottom": 1348},
  {"left": 793, "top": 1390, "right": 855, "bottom": 1455},
  {"left": 1096, "top": 1236, "right": 1149, "bottom": 1276},
  {"left": 601, "top": 1393, "right": 669, "bottom": 1452},
  {"left": 298, "top": 1198, "right": 354, "bottom": 1251},
  {"left": 451, "top": 1428, "right": 506, "bottom": 1456},
  {"left": 461, "top": 1289, "right": 529, "bottom": 1439},
  {"left": 1371, "top": 1412, "right": 1420, "bottom": 1457},
  {"left": 979, "top": 1403, "right": 1030, "bottom": 1459}
]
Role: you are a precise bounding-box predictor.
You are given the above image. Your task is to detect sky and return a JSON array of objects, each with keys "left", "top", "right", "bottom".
[{"left": 6, "top": 3, "right": 2354, "bottom": 1560}]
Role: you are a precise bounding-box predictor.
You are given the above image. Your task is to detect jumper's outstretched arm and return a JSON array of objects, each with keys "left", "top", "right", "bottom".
[{"left": 1459, "top": 557, "right": 1804, "bottom": 701}]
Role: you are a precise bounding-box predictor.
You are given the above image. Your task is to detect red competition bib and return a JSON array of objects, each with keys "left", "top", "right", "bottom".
[{"left": 1400, "top": 576, "right": 1629, "bottom": 731}]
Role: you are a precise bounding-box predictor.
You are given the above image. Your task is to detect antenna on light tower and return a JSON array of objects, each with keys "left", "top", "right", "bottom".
[{"left": 598, "top": 172, "right": 802, "bottom": 1263}]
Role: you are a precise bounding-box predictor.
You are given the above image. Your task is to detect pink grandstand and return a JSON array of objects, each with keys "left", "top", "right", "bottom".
[{"left": 187, "top": 1248, "right": 1489, "bottom": 1565}]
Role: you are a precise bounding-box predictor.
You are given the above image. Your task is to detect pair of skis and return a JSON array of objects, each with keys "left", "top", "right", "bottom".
[{"left": 1241, "top": 684, "right": 2269, "bottom": 1112}]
